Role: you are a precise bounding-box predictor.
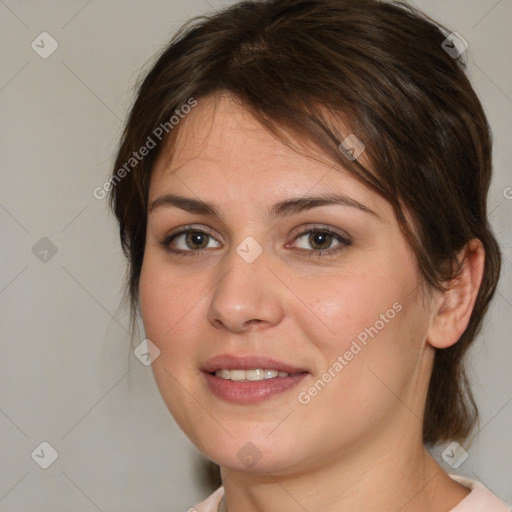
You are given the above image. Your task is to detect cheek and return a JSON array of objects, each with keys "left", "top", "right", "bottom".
[
  {"left": 139, "top": 256, "right": 210, "bottom": 438},
  {"left": 299, "top": 268, "right": 403, "bottom": 358},
  {"left": 299, "top": 241, "right": 421, "bottom": 358},
  {"left": 139, "top": 255, "right": 204, "bottom": 348},
  {"left": 292, "top": 264, "right": 423, "bottom": 409}
]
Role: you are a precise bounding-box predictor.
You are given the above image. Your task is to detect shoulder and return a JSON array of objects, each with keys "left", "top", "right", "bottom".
[
  {"left": 189, "top": 487, "right": 224, "bottom": 512},
  {"left": 449, "top": 474, "right": 511, "bottom": 511}
]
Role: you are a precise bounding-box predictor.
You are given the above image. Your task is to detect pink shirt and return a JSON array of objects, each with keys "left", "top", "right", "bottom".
[{"left": 190, "top": 475, "right": 511, "bottom": 511}]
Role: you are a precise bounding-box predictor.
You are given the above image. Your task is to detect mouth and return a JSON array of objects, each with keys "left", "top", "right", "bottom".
[
  {"left": 211, "top": 368, "right": 301, "bottom": 381},
  {"left": 201, "top": 354, "right": 310, "bottom": 404}
]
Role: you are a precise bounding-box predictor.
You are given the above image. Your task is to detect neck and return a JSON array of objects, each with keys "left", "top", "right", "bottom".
[{"left": 219, "top": 427, "right": 469, "bottom": 512}]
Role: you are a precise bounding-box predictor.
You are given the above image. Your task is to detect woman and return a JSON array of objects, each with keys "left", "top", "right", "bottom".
[{"left": 108, "top": 0, "right": 509, "bottom": 510}]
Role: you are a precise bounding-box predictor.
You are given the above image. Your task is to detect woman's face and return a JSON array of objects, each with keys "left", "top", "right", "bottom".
[{"left": 139, "top": 94, "right": 436, "bottom": 475}]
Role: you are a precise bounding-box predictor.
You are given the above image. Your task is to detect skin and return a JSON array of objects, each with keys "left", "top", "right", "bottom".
[{"left": 139, "top": 93, "right": 485, "bottom": 511}]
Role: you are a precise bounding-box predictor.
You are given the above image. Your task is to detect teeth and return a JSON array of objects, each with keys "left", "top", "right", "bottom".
[
  {"left": 229, "top": 369, "right": 246, "bottom": 381},
  {"left": 246, "top": 369, "right": 265, "bottom": 381},
  {"left": 263, "top": 369, "right": 279, "bottom": 379},
  {"left": 214, "top": 369, "right": 290, "bottom": 381}
]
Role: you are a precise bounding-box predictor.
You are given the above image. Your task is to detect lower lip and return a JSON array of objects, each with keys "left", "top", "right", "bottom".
[{"left": 203, "top": 372, "right": 309, "bottom": 404}]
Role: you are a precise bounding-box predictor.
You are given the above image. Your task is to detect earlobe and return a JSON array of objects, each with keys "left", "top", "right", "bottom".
[{"left": 427, "top": 239, "right": 485, "bottom": 349}]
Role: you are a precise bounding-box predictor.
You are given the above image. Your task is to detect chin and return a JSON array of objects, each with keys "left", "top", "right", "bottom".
[
  {"left": 191, "top": 426, "right": 308, "bottom": 475},
  {"left": 207, "top": 445, "right": 297, "bottom": 474}
]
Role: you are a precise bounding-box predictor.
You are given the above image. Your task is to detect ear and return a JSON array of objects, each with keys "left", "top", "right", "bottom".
[{"left": 427, "top": 239, "right": 485, "bottom": 349}]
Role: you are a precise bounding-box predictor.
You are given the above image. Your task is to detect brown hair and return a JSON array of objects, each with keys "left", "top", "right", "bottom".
[{"left": 108, "top": 0, "right": 501, "bottom": 445}]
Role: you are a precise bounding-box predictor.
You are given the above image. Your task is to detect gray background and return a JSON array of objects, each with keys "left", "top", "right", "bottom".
[{"left": 1, "top": 0, "right": 511, "bottom": 510}]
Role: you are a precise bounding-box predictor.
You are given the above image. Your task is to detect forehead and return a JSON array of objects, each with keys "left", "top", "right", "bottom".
[
  {"left": 148, "top": 94, "right": 388, "bottom": 218},
  {"left": 153, "top": 94, "right": 322, "bottom": 176}
]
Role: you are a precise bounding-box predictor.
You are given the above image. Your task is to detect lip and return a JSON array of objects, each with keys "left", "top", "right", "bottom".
[
  {"left": 201, "top": 354, "right": 308, "bottom": 374},
  {"left": 201, "top": 354, "right": 310, "bottom": 404}
]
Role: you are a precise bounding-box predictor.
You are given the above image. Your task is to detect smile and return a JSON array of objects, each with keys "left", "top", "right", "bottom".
[
  {"left": 201, "top": 354, "right": 310, "bottom": 404},
  {"left": 213, "top": 369, "right": 297, "bottom": 381}
]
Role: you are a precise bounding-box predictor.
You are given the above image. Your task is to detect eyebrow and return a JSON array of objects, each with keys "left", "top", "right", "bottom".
[{"left": 148, "top": 192, "right": 380, "bottom": 220}]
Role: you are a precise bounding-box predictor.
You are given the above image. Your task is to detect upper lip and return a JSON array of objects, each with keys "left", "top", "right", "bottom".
[{"left": 201, "top": 354, "right": 309, "bottom": 374}]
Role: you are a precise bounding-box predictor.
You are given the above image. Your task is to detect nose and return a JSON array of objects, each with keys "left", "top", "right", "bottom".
[{"left": 206, "top": 247, "right": 286, "bottom": 333}]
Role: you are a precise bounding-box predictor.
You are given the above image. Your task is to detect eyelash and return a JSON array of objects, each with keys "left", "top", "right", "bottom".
[{"left": 159, "top": 224, "right": 352, "bottom": 258}]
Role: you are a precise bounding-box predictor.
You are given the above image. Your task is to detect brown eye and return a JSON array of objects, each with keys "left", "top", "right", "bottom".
[
  {"left": 292, "top": 227, "right": 351, "bottom": 257},
  {"left": 161, "top": 227, "right": 221, "bottom": 255},
  {"left": 307, "top": 231, "right": 335, "bottom": 251},
  {"left": 183, "top": 231, "right": 210, "bottom": 250}
]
